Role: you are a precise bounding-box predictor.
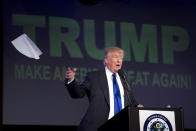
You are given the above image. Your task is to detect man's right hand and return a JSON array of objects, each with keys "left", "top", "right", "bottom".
[{"left": 65, "top": 67, "right": 77, "bottom": 82}]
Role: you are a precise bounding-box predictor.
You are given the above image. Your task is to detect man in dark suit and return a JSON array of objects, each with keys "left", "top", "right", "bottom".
[{"left": 65, "top": 46, "right": 143, "bottom": 131}]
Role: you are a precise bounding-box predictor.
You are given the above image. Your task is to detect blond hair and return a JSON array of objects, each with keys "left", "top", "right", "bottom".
[
  {"left": 103, "top": 47, "right": 124, "bottom": 65},
  {"left": 104, "top": 46, "right": 124, "bottom": 58}
]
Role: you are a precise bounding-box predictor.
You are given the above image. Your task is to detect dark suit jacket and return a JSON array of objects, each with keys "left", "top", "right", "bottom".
[{"left": 65, "top": 70, "right": 138, "bottom": 131}]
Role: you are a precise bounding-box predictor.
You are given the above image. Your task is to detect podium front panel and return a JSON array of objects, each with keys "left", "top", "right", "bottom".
[{"left": 98, "top": 107, "right": 183, "bottom": 131}]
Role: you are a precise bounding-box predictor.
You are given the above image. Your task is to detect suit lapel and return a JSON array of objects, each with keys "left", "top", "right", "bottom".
[
  {"left": 99, "top": 71, "right": 110, "bottom": 108},
  {"left": 98, "top": 70, "right": 130, "bottom": 108}
]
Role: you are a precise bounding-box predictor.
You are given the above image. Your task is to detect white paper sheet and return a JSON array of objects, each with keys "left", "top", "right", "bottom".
[{"left": 11, "top": 33, "right": 42, "bottom": 59}]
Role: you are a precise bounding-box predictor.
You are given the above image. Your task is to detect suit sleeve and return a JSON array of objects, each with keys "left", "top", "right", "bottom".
[
  {"left": 128, "top": 88, "right": 138, "bottom": 107},
  {"left": 124, "top": 72, "right": 139, "bottom": 107},
  {"left": 65, "top": 72, "right": 90, "bottom": 98}
]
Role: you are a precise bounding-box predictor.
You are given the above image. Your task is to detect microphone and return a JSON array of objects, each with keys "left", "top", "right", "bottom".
[
  {"left": 118, "top": 69, "right": 132, "bottom": 107},
  {"left": 118, "top": 69, "right": 126, "bottom": 80},
  {"left": 118, "top": 69, "right": 129, "bottom": 88}
]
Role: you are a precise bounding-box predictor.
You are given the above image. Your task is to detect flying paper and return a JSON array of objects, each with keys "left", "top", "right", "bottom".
[{"left": 11, "top": 33, "right": 42, "bottom": 59}]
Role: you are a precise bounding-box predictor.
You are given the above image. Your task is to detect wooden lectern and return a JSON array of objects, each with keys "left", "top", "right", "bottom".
[{"left": 98, "top": 106, "right": 184, "bottom": 131}]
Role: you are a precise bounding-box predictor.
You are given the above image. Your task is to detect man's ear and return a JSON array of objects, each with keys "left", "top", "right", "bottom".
[{"left": 104, "top": 58, "right": 107, "bottom": 65}]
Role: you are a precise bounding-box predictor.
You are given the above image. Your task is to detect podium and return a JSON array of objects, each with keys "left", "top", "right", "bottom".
[{"left": 98, "top": 106, "right": 184, "bottom": 131}]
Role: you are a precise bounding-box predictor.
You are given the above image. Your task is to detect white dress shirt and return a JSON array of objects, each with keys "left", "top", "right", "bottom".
[{"left": 105, "top": 67, "right": 125, "bottom": 120}]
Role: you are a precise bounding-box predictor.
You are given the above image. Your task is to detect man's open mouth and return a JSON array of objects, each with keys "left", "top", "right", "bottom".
[{"left": 116, "top": 64, "right": 120, "bottom": 67}]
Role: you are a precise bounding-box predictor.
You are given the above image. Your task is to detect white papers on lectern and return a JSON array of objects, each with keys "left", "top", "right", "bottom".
[{"left": 11, "top": 33, "right": 42, "bottom": 59}]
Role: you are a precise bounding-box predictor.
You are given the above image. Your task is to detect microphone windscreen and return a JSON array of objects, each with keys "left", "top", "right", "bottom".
[{"left": 118, "top": 69, "right": 124, "bottom": 76}]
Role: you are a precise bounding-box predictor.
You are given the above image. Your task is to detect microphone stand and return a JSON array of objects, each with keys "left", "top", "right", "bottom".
[{"left": 118, "top": 69, "right": 133, "bottom": 107}]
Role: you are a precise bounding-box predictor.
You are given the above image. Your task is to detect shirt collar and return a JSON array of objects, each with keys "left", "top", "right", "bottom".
[
  {"left": 105, "top": 66, "right": 119, "bottom": 78},
  {"left": 105, "top": 66, "right": 113, "bottom": 76}
]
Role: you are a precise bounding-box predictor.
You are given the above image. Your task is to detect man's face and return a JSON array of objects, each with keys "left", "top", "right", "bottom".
[{"left": 104, "top": 51, "right": 123, "bottom": 73}]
